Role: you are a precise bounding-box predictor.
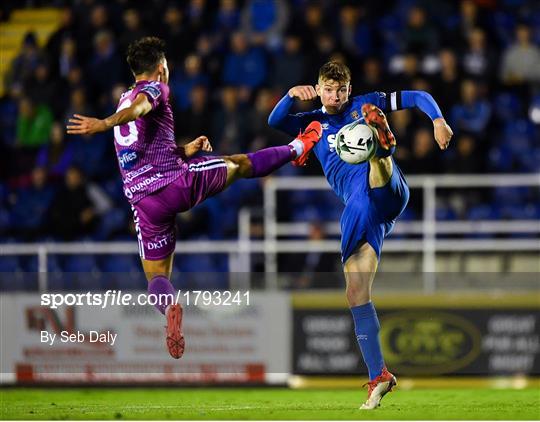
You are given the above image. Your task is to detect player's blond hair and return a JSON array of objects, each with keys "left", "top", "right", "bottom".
[{"left": 318, "top": 61, "right": 351, "bottom": 84}]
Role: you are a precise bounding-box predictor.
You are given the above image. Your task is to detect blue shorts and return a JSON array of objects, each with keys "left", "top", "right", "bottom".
[{"left": 340, "top": 159, "right": 409, "bottom": 262}]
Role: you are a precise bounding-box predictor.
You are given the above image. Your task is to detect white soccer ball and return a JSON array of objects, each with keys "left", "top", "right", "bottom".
[{"left": 335, "top": 121, "right": 378, "bottom": 164}]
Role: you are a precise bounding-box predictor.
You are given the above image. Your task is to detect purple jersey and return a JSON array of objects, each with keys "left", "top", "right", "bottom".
[{"left": 113, "top": 80, "right": 186, "bottom": 204}]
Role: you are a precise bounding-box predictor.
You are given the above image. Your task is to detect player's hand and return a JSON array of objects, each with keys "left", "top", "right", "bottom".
[
  {"left": 185, "top": 136, "right": 213, "bottom": 157},
  {"left": 288, "top": 85, "right": 318, "bottom": 101},
  {"left": 433, "top": 118, "right": 453, "bottom": 150},
  {"left": 66, "top": 114, "right": 107, "bottom": 135}
]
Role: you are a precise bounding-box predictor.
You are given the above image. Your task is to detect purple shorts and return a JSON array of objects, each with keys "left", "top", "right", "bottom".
[{"left": 132, "top": 157, "right": 228, "bottom": 260}]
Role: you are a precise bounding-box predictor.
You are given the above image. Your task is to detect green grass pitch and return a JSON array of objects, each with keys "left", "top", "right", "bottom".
[{"left": 1, "top": 387, "right": 539, "bottom": 420}]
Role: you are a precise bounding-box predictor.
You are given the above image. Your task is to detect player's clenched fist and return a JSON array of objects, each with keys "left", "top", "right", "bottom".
[
  {"left": 288, "top": 85, "right": 318, "bottom": 101},
  {"left": 184, "top": 136, "right": 213, "bottom": 157},
  {"left": 433, "top": 118, "right": 453, "bottom": 150}
]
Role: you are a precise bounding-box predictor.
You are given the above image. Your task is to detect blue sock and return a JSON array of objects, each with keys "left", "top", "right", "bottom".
[
  {"left": 350, "top": 302, "right": 384, "bottom": 380},
  {"left": 375, "top": 143, "right": 395, "bottom": 158}
]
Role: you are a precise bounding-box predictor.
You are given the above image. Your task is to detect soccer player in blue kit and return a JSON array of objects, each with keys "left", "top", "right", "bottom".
[{"left": 268, "top": 61, "right": 453, "bottom": 409}]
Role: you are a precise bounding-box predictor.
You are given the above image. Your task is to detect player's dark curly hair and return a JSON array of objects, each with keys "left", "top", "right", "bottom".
[
  {"left": 318, "top": 61, "right": 352, "bottom": 83},
  {"left": 126, "top": 37, "right": 166, "bottom": 76}
]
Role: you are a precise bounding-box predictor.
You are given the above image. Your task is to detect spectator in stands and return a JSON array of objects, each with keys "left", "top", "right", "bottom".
[
  {"left": 446, "top": 134, "right": 482, "bottom": 174},
  {"left": 194, "top": 33, "right": 221, "bottom": 83},
  {"left": 170, "top": 54, "right": 209, "bottom": 112},
  {"left": 64, "top": 88, "right": 113, "bottom": 181},
  {"left": 45, "top": 7, "right": 75, "bottom": 64},
  {"left": 161, "top": 4, "right": 195, "bottom": 61},
  {"left": 16, "top": 96, "right": 53, "bottom": 148},
  {"left": 86, "top": 31, "right": 122, "bottom": 105},
  {"left": 48, "top": 166, "right": 98, "bottom": 240},
  {"left": 65, "top": 65, "right": 84, "bottom": 91},
  {"left": 177, "top": 84, "right": 209, "bottom": 142},
  {"left": 307, "top": 31, "right": 337, "bottom": 72},
  {"left": 222, "top": 31, "right": 267, "bottom": 90},
  {"left": 101, "top": 83, "right": 127, "bottom": 117},
  {"left": 71, "top": 131, "right": 114, "bottom": 181},
  {"left": 55, "top": 37, "right": 79, "bottom": 80},
  {"left": 337, "top": 4, "right": 372, "bottom": 58},
  {"left": 402, "top": 6, "right": 438, "bottom": 54},
  {"left": 23, "top": 62, "right": 59, "bottom": 115},
  {"left": 405, "top": 127, "right": 441, "bottom": 174},
  {"left": 389, "top": 52, "right": 421, "bottom": 91},
  {"left": 118, "top": 8, "right": 147, "bottom": 55},
  {"left": 457, "top": 0, "right": 490, "bottom": 42},
  {"left": 36, "top": 122, "right": 74, "bottom": 181},
  {"left": 186, "top": 0, "right": 211, "bottom": 34},
  {"left": 388, "top": 109, "right": 413, "bottom": 166},
  {"left": 355, "top": 56, "right": 385, "bottom": 93},
  {"left": 241, "top": 0, "right": 289, "bottom": 49},
  {"left": 214, "top": 0, "right": 241, "bottom": 35},
  {"left": 433, "top": 49, "right": 462, "bottom": 114},
  {"left": 76, "top": 4, "right": 113, "bottom": 59},
  {"left": 248, "top": 88, "right": 289, "bottom": 149},
  {"left": 0, "top": 85, "right": 19, "bottom": 149},
  {"left": 64, "top": 88, "right": 93, "bottom": 125},
  {"left": 462, "top": 27, "right": 497, "bottom": 84},
  {"left": 298, "top": 2, "right": 326, "bottom": 52},
  {"left": 9, "top": 167, "right": 55, "bottom": 240},
  {"left": 211, "top": 86, "right": 250, "bottom": 152},
  {"left": 500, "top": 23, "right": 540, "bottom": 85},
  {"left": 450, "top": 79, "right": 492, "bottom": 137},
  {"left": 6, "top": 32, "right": 42, "bottom": 90},
  {"left": 292, "top": 222, "right": 340, "bottom": 289},
  {"left": 271, "top": 32, "right": 306, "bottom": 91}
]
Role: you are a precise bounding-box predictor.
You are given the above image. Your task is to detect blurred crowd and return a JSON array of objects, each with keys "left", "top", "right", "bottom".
[{"left": 0, "top": 0, "right": 539, "bottom": 249}]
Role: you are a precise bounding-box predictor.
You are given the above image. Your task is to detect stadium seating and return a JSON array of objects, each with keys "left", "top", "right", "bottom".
[{"left": 0, "top": 2, "right": 537, "bottom": 287}]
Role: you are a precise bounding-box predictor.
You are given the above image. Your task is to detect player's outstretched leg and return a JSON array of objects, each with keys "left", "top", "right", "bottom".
[
  {"left": 143, "top": 257, "right": 185, "bottom": 359},
  {"left": 344, "top": 242, "right": 396, "bottom": 409},
  {"left": 222, "top": 121, "right": 322, "bottom": 186},
  {"left": 362, "top": 104, "right": 410, "bottom": 221},
  {"left": 361, "top": 104, "right": 396, "bottom": 189},
  {"left": 361, "top": 103, "right": 396, "bottom": 154}
]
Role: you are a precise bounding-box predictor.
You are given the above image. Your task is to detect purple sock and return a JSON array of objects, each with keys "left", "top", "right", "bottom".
[
  {"left": 147, "top": 275, "right": 176, "bottom": 315},
  {"left": 247, "top": 145, "right": 295, "bottom": 178}
]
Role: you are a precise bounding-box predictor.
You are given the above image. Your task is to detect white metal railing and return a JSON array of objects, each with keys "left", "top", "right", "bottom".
[
  {"left": 263, "top": 174, "right": 540, "bottom": 291},
  {"left": 1, "top": 238, "right": 539, "bottom": 292},
  {"left": 0, "top": 174, "right": 539, "bottom": 292}
]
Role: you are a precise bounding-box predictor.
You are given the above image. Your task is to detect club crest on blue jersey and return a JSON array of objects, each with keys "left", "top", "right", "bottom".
[
  {"left": 351, "top": 110, "right": 360, "bottom": 120},
  {"left": 118, "top": 149, "right": 138, "bottom": 170}
]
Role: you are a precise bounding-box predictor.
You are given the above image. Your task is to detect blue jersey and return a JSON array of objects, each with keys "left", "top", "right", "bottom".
[
  {"left": 306, "top": 93, "right": 386, "bottom": 204},
  {"left": 268, "top": 89, "right": 443, "bottom": 260},
  {"left": 268, "top": 90, "right": 443, "bottom": 203}
]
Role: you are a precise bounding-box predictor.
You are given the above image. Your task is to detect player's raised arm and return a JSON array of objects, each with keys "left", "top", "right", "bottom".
[
  {"left": 66, "top": 93, "right": 152, "bottom": 135},
  {"left": 373, "top": 90, "right": 453, "bottom": 150},
  {"left": 268, "top": 85, "right": 316, "bottom": 136}
]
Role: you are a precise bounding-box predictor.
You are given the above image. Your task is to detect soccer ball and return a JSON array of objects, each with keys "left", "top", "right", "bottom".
[{"left": 335, "top": 121, "right": 377, "bottom": 164}]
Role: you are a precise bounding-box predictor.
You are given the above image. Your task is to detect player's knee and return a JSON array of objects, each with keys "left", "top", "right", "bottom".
[
  {"left": 225, "top": 155, "right": 252, "bottom": 179},
  {"left": 239, "top": 156, "right": 253, "bottom": 177},
  {"left": 345, "top": 282, "right": 371, "bottom": 307},
  {"left": 368, "top": 156, "right": 393, "bottom": 189}
]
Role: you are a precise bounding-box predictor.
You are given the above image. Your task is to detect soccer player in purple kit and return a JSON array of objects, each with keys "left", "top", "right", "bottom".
[{"left": 67, "top": 37, "right": 322, "bottom": 359}]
